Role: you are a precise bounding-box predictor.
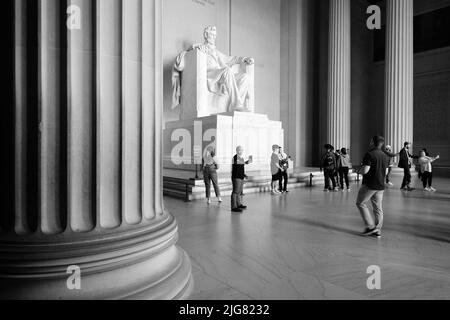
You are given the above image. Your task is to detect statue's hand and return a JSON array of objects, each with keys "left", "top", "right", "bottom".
[
  {"left": 243, "top": 57, "right": 255, "bottom": 65},
  {"left": 192, "top": 44, "right": 208, "bottom": 53}
]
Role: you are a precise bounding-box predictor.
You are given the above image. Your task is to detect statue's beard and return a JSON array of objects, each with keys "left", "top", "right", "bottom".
[{"left": 205, "top": 38, "right": 216, "bottom": 47}]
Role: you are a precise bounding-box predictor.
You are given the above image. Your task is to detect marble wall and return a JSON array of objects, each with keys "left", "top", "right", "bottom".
[{"left": 368, "top": 0, "right": 450, "bottom": 168}]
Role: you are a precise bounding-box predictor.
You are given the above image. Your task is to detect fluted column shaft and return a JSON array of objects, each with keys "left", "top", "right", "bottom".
[
  {"left": 327, "top": 0, "right": 351, "bottom": 150},
  {"left": 385, "top": 0, "right": 414, "bottom": 153},
  {"left": 1, "top": 0, "right": 192, "bottom": 300}
]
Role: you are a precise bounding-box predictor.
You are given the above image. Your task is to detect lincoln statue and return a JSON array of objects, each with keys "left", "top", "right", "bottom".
[{"left": 172, "top": 26, "right": 255, "bottom": 114}]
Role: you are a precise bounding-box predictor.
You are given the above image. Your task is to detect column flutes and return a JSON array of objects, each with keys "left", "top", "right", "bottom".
[
  {"left": 384, "top": 0, "right": 414, "bottom": 153},
  {"left": 327, "top": 0, "right": 351, "bottom": 150},
  {"left": 0, "top": 0, "right": 193, "bottom": 300}
]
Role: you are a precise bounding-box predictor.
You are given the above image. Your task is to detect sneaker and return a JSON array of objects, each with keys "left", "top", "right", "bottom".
[
  {"left": 424, "top": 187, "right": 431, "bottom": 192},
  {"left": 371, "top": 230, "right": 382, "bottom": 238},
  {"left": 272, "top": 190, "right": 280, "bottom": 195},
  {"left": 232, "top": 208, "right": 243, "bottom": 213},
  {"left": 218, "top": 197, "right": 223, "bottom": 203},
  {"left": 238, "top": 205, "right": 248, "bottom": 210},
  {"left": 285, "top": 190, "right": 290, "bottom": 193},
  {"left": 207, "top": 198, "right": 211, "bottom": 204},
  {"left": 386, "top": 182, "right": 394, "bottom": 187},
  {"left": 361, "top": 228, "right": 377, "bottom": 236},
  {"left": 347, "top": 188, "right": 351, "bottom": 192},
  {"left": 323, "top": 189, "right": 330, "bottom": 192},
  {"left": 430, "top": 187, "right": 437, "bottom": 192}
]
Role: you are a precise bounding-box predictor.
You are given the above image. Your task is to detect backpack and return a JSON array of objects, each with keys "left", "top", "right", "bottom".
[{"left": 323, "top": 153, "right": 335, "bottom": 169}]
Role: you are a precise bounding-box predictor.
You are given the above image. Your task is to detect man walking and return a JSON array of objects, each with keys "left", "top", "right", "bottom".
[
  {"left": 356, "top": 136, "right": 390, "bottom": 238},
  {"left": 398, "top": 142, "right": 418, "bottom": 191},
  {"left": 231, "top": 146, "right": 252, "bottom": 213}
]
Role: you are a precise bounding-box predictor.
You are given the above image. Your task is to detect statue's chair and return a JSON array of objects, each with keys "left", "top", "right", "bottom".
[{"left": 179, "top": 49, "right": 255, "bottom": 120}]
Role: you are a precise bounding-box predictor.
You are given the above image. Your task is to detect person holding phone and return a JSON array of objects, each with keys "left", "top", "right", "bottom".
[
  {"left": 231, "top": 146, "right": 253, "bottom": 213},
  {"left": 418, "top": 150, "right": 440, "bottom": 192}
]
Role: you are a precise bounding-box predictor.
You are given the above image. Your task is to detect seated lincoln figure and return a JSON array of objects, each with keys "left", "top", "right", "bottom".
[{"left": 172, "top": 26, "right": 255, "bottom": 116}]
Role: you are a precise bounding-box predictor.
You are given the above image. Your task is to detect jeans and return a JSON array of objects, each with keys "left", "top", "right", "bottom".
[
  {"left": 339, "top": 167, "right": 350, "bottom": 189},
  {"left": 324, "top": 169, "right": 336, "bottom": 190},
  {"left": 422, "top": 171, "right": 433, "bottom": 188},
  {"left": 231, "top": 178, "right": 244, "bottom": 209},
  {"left": 401, "top": 167, "right": 412, "bottom": 189},
  {"left": 356, "top": 185, "right": 384, "bottom": 231},
  {"left": 279, "top": 170, "right": 288, "bottom": 192},
  {"left": 203, "top": 166, "right": 221, "bottom": 199},
  {"left": 386, "top": 167, "right": 392, "bottom": 183}
]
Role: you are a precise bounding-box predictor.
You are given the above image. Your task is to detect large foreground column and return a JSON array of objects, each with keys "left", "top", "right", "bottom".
[
  {"left": 0, "top": 0, "right": 193, "bottom": 300},
  {"left": 327, "top": 0, "right": 351, "bottom": 150},
  {"left": 384, "top": 0, "right": 414, "bottom": 153}
]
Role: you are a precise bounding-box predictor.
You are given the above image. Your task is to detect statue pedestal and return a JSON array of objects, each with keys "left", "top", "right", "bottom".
[{"left": 164, "top": 112, "right": 284, "bottom": 178}]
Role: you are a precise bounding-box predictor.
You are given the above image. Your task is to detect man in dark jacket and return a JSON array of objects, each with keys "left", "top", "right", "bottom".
[
  {"left": 320, "top": 144, "right": 337, "bottom": 192},
  {"left": 398, "top": 142, "right": 418, "bottom": 191}
]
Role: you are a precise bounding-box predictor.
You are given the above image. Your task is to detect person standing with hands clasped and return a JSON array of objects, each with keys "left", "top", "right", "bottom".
[
  {"left": 203, "top": 146, "right": 223, "bottom": 205},
  {"left": 270, "top": 145, "right": 282, "bottom": 195},
  {"left": 231, "top": 146, "right": 253, "bottom": 213},
  {"left": 356, "top": 136, "right": 390, "bottom": 238}
]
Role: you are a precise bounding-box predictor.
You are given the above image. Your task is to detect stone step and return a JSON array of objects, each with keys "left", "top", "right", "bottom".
[{"left": 163, "top": 168, "right": 361, "bottom": 201}]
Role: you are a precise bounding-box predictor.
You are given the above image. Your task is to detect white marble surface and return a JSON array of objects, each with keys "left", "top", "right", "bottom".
[{"left": 166, "top": 177, "right": 450, "bottom": 300}]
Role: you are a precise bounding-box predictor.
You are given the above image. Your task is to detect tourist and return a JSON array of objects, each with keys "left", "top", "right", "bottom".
[
  {"left": 270, "top": 145, "right": 282, "bottom": 195},
  {"left": 418, "top": 150, "right": 440, "bottom": 192},
  {"left": 398, "top": 142, "right": 418, "bottom": 191},
  {"left": 231, "top": 146, "right": 253, "bottom": 213},
  {"left": 203, "top": 146, "right": 222, "bottom": 204},
  {"left": 383, "top": 145, "right": 397, "bottom": 187},
  {"left": 320, "top": 144, "right": 337, "bottom": 192},
  {"left": 356, "top": 136, "right": 389, "bottom": 238},
  {"left": 278, "top": 147, "right": 290, "bottom": 193},
  {"left": 338, "top": 148, "right": 351, "bottom": 191}
]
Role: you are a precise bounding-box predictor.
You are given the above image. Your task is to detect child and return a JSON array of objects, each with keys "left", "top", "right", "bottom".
[{"left": 418, "top": 151, "right": 440, "bottom": 192}]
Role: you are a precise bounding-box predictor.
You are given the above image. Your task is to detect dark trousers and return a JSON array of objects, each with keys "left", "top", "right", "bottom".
[
  {"left": 401, "top": 167, "right": 412, "bottom": 189},
  {"left": 279, "top": 170, "right": 288, "bottom": 192},
  {"left": 231, "top": 178, "right": 244, "bottom": 209},
  {"left": 339, "top": 167, "right": 350, "bottom": 189},
  {"left": 422, "top": 171, "right": 433, "bottom": 188},
  {"left": 203, "top": 167, "right": 221, "bottom": 199},
  {"left": 324, "top": 169, "right": 336, "bottom": 190}
]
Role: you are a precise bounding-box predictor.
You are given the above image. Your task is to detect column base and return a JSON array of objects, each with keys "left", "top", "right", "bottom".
[{"left": 0, "top": 215, "right": 193, "bottom": 300}]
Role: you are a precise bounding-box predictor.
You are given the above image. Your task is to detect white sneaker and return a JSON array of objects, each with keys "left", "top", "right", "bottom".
[
  {"left": 218, "top": 197, "right": 223, "bottom": 203},
  {"left": 430, "top": 187, "right": 436, "bottom": 192},
  {"left": 207, "top": 198, "right": 211, "bottom": 204},
  {"left": 424, "top": 188, "right": 431, "bottom": 192},
  {"left": 386, "top": 182, "right": 394, "bottom": 187}
]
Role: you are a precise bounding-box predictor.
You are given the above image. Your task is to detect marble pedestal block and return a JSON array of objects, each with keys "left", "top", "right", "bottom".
[{"left": 164, "top": 112, "right": 284, "bottom": 177}]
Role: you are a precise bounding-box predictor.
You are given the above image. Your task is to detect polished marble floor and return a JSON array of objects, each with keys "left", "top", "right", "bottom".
[{"left": 166, "top": 176, "right": 450, "bottom": 300}]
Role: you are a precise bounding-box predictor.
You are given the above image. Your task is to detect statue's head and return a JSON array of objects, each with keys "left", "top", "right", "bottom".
[{"left": 203, "top": 26, "right": 217, "bottom": 45}]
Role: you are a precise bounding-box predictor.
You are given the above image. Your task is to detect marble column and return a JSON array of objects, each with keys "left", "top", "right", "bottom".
[
  {"left": 327, "top": 0, "right": 351, "bottom": 150},
  {"left": 384, "top": 0, "right": 414, "bottom": 154},
  {"left": 0, "top": 0, "right": 193, "bottom": 300}
]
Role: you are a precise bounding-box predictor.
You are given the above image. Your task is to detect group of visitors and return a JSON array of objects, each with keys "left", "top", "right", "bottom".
[
  {"left": 320, "top": 144, "right": 352, "bottom": 192},
  {"left": 202, "top": 138, "right": 441, "bottom": 221}
]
